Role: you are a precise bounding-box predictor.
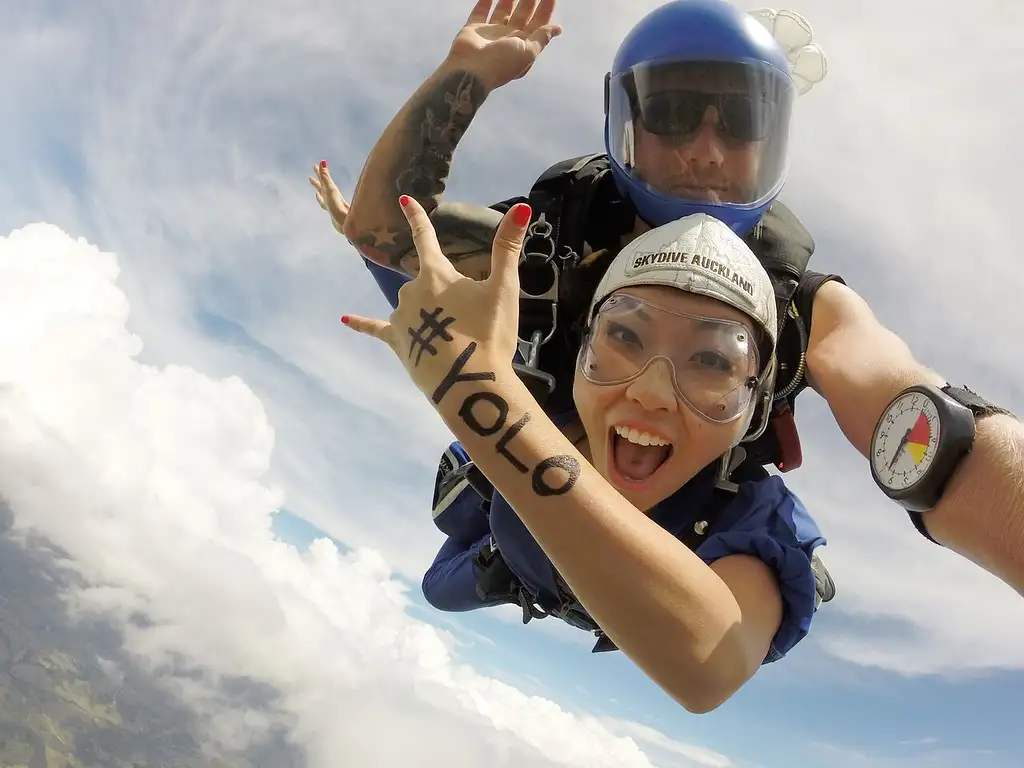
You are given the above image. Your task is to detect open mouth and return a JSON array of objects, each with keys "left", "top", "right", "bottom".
[{"left": 609, "top": 425, "right": 674, "bottom": 486}]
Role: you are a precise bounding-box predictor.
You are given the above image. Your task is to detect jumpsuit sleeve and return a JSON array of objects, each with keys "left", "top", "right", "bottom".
[
  {"left": 362, "top": 258, "right": 411, "bottom": 310},
  {"left": 694, "top": 476, "right": 826, "bottom": 664}
]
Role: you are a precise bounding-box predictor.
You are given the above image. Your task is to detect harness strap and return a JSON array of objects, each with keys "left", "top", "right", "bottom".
[
  {"left": 494, "top": 155, "right": 635, "bottom": 408},
  {"left": 746, "top": 202, "right": 814, "bottom": 336},
  {"left": 490, "top": 156, "right": 819, "bottom": 471},
  {"left": 742, "top": 202, "right": 814, "bottom": 472},
  {"left": 472, "top": 537, "right": 552, "bottom": 623}
]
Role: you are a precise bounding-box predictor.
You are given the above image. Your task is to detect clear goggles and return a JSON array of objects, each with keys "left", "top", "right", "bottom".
[{"left": 579, "top": 293, "right": 764, "bottom": 424}]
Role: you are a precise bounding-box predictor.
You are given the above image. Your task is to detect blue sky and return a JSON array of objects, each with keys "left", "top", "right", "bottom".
[{"left": 0, "top": 1, "right": 1022, "bottom": 766}]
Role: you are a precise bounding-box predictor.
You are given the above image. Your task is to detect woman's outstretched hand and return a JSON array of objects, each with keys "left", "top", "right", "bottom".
[{"left": 341, "top": 194, "right": 530, "bottom": 405}]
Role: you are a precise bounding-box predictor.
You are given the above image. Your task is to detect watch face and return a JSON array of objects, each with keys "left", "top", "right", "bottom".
[{"left": 871, "top": 391, "right": 942, "bottom": 492}]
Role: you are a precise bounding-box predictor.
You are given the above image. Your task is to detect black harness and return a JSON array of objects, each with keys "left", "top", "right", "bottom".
[{"left": 490, "top": 153, "right": 816, "bottom": 473}]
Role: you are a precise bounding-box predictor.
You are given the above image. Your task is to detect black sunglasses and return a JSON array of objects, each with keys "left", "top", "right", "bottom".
[{"left": 639, "top": 90, "right": 777, "bottom": 143}]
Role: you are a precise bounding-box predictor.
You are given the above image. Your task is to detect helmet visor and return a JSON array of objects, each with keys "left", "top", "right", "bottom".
[{"left": 607, "top": 59, "right": 795, "bottom": 208}]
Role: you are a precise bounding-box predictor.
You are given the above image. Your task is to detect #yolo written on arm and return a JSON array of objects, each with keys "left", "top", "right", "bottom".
[{"left": 408, "top": 304, "right": 580, "bottom": 497}]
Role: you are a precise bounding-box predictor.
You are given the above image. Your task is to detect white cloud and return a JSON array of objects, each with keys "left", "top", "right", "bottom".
[
  {"left": 0, "top": 0, "right": 1021, "bottom": 691},
  {"left": 0, "top": 220, "right": 731, "bottom": 766},
  {"left": 600, "top": 718, "right": 735, "bottom": 768}
]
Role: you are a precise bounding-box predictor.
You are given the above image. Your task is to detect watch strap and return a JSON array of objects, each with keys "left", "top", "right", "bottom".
[
  {"left": 941, "top": 384, "right": 1016, "bottom": 420},
  {"left": 908, "top": 384, "right": 1014, "bottom": 545},
  {"left": 907, "top": 511, "right": 937, "bottom": 544}
]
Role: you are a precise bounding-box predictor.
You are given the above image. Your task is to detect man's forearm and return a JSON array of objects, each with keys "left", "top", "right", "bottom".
[
  {"left": 344, "top": 62, "right": 500, "bottom": 278},
  {"left": 429, "top": 345, "right": 755, "bottom": 712},
  {"left": 807, "top": 281, "right": 1024, "bottom": 593},
  {"left": 926, "top": 414, "right": 1024, "bottom": 592}
]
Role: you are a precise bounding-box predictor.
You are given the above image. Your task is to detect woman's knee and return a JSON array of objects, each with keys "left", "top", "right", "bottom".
[{"left": 421, "top": 536, "right": 489, "bottom": 613}]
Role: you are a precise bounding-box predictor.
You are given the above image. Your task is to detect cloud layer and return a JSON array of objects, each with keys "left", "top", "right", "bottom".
[{"left": 0, "top": 221, "right": 737, "bottom": 766}]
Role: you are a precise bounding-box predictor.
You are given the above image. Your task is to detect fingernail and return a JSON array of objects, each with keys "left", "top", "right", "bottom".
[
  {"left": 320, "top": 160, "right": 327, "bottom": 168},
  {"left": 340, "top": 315, "right": 350, "bottom": 325},
  {"left": 513, "top": 203, "right": 532, "bottom": 227},
  {"left": 399, "top": 195, "right": 411, "bottom": 208}
]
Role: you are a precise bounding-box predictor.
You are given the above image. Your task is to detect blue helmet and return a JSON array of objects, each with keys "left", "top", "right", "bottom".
[{"left": 604, "top": 0, "right": 796, "bottom": 234}]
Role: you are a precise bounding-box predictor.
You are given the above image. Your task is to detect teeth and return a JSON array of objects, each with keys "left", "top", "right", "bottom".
[{"left": 614, "top": 426, "right": 670, "bottom": 447}]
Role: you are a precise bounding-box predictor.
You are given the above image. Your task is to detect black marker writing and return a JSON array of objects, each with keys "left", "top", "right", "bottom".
[
  {"left": 495, "top": 413, "right": 531, "bottom": 474},
  {"left": 432, "top": 339, "right": 580, "bottom": 496},
  {"left": 431, "top": 341, "right": 495, "bottom": 403},
  {"left": 459, "top": 391, "right": 508, "bottom": 436},
  {"left": 532, "top": 455, "right": 581, "bottom": 497},
  {"left": 407, "top": 306, "right": 455, "bottom": 366}
]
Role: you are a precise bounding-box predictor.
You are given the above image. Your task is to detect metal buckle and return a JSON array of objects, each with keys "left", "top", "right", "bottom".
[
  {"left": 517, "top": 222, "right": 560, "bottom": 365},
  {"left": 521, "top": 213, "right": 557, "bottom": 265}
]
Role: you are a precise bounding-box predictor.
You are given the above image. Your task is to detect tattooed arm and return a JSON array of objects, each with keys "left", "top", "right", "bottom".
[{"left": 343, "top": 62, "right": 503, "bottom": 280}]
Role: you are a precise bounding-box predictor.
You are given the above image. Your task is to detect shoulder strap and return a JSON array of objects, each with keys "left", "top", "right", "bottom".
[
  {"left": 501, "top": 171, "right": 817, "bottom": 334},
  {"left": 740, "top": 201, "right": 817, "bottom": 472},
  {"left": 744, "top": 200, "right": 815, "bottom": 339},
  {"left": 524, "top": 153, "right": 634, "bottom": 266},
  {"left": 490, "top": 154, "right": 634, "bottom": 411}
]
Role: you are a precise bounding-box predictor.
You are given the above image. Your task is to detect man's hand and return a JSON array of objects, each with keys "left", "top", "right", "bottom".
[
  {"left": 341, "top": 0, "right": 557, "bottom": 280},
  {"left": 448, "top": 0, "right": 563, "bottom": 91}
]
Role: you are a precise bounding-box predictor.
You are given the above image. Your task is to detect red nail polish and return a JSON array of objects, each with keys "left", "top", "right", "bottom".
[
  {"left": 320, "top": 160, "right": 327, "bottom": 168},
  {"left": 340, "top": 315, "right": 350, "bottom": 325},
  {"left": 399, "top": 195, "right": 411, "bottom": 208},
  {"left": 513, "top": 203, "right": 532, "bottom": 227}
]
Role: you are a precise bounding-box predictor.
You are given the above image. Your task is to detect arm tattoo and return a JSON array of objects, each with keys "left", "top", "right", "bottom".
[
  {"left": 394, "top": 71, "right": 483, "bottom": 206},
  {"left": 424, "top": 332, "right": 581, "bottom": 497},
  {"left": 360, "top": 71, "right": 491, "bottom": 274}
]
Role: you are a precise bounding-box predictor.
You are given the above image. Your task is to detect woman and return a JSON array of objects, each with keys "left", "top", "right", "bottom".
[{"left": 339, "top": 193, "right": 825, "bottom": 713}]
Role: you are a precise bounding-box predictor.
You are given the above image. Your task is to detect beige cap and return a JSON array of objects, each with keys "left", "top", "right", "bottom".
[{"left": 587, "top": 213, "right": 778, "bottom": 349}]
